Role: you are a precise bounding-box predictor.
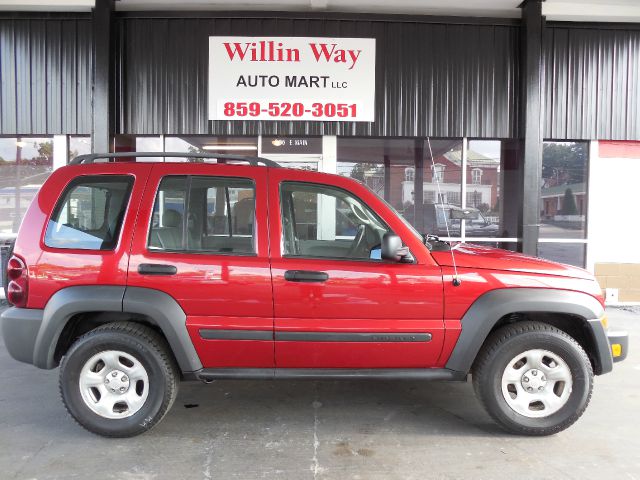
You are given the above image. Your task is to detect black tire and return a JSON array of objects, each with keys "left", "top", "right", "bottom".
[
  {"left": 59, "top": 322, "right": 179, "bottom": 437},
  {"left": 472, "top": 321, "right": 593, "bottom": 436}
]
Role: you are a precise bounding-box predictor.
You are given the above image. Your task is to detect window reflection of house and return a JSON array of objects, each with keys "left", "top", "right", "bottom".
[
  {"left": 467, "top": 190, "right": 483, "bottom": 208},
  {"left": 404, "top": 167, "right": 414, "bottom": 181},
  {"left": 399, "top": 149, "right": 499, "bottom": 210},
  {"left": 541, "top": 183, "right": 586, "bottom": 218},
  {"left": 431, "top": 164, "right": 445, "bottom": 183},
  {"left": 540, "top": 142, "right": 588, "bottom": 235},
  {"left": 335, "top": 139, "right": 504, "bottom": 241}
]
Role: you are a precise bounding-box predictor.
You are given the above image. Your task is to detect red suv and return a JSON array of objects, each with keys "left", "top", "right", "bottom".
[{"left": 1, "top": 152, "right": 628, "bottom": 437}]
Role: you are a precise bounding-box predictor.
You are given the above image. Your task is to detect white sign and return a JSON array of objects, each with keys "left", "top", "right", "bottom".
[{"left": 208, "top": 36, "right": 376, "bottom": 122}]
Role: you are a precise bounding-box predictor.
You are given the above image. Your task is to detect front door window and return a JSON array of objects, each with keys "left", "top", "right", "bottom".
[{"left": 280, "top": 182, "right": 392, "bottom": 261}]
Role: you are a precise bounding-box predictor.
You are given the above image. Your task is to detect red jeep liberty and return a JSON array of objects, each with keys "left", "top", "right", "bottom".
[{"left": 1, "top": 153, "right": 628, "bottom": 437}]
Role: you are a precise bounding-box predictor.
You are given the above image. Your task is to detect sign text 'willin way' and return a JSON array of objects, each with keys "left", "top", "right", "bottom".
[{"left": 223, "top": 40, "right": 363, "bottom": 70}]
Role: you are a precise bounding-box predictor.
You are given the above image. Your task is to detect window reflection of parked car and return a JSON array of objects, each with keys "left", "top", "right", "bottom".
[
  {"left": 406, "top": 203, "right": 499, "bottom": 238},
  {"left": 461, "top": 208, "right": 500, "bottom": 238}
]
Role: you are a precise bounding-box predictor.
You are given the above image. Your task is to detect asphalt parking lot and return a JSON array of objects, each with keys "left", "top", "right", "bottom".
[{"left": 0, "top": 305, "right": 638, "bottom": 480}]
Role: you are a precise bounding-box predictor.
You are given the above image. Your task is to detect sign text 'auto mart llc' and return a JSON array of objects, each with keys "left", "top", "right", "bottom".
[{"left": 208, "top": 37, "right": 376, "bottom": 122}]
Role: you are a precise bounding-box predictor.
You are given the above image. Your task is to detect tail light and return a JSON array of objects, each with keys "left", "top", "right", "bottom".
[{"left": 6, "top": 255, "right": 28, "bottom": 308}]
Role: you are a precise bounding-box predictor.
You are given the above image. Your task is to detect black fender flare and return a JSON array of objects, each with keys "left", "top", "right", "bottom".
[
  {"left": 33, "top": 286, "right": 202, "bottom": 373},
  {"left": 122, "top": 287, "right": 202, "bottom": 373},
  {"left": 35, "top": 286, "right": 125, "bottom": 369},
  {"left": 445, "top": 288, "right": 611, "bottom": 375}
]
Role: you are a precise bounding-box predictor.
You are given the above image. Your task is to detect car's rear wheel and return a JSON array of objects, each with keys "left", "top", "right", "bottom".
[
  {"left": 472, "top": 321, "right": 593, "bottom": 436},
  {"left": 59, "top": 322, "right": 179, "bottom": 437}
]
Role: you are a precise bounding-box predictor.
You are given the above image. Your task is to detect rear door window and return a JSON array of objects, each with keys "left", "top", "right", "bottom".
[
  {"left": 44, "top": 175, "right": 133, "bottom": 250},
  {"left": 148, "top": 175, "right": 256, "bottom": 255}
]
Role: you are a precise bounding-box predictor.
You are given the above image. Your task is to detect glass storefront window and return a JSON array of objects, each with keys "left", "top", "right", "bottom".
[
  {"left": 136, "top": 136, "right": 163, "bottom": 153},
  {"left": 466, "top": 241, "right": 519, "bottom": 252},
  {"left": 0, "top": 137, "right": 54, "bottom": 238},
  {"left": 537, "top": 141, "right": 589, "bottom": 267},
  {"left": 419, "top": 140, "right": 463, "bottom": 238},
  {"left": 68, "top": 136, "right": 92, "bottom": 163},
  {"left": 276, "top": 161, "right": 318, "bottom": 171},
  {"left": 465, "top": 140, "right": 502, "bottom": 239},
  {"left": 538, "top": 242, "right": 586, "bottom": 268},
  {"left": 112, "top": 135, "right": 163, "bottom": 162},
  {"left": 113, "top": 135, "right": 259, "bottom": 163},
  {"left": 163, "top": 136, "right": 207, "bottom": 162},
  {"left": 165, "top": 135, "right": 258, "bottom": 160},
  {"left": 336, "top": 138, "right": 415, "bottom": 225},
  {"left": 337, "top": 138, "right": 468, "bottom": 239},
  {"left": 337, "top": 138, "right": 521, "bottom": 247},
  {"left": 540, "top": 142, "right": 588, "bottom": 239}
]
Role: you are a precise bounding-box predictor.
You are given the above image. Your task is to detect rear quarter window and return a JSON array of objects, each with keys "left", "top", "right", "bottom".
[{"left": 44, "top": 175, "right": 134, "bottom": 250}]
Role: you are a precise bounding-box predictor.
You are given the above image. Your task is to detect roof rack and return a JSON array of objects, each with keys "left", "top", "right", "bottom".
[{"left": 69, "top": 152, "right": 280, "bottom": 167}]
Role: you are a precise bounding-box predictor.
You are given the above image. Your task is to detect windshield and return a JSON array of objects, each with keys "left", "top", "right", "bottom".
[{"left": 470, "top": 211, "right": 489, "bottom": 225}]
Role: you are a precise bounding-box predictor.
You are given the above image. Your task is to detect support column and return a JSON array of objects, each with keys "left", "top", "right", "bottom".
[
  {"left": 584, "top": 140, "right": 599, "bottom": 273},
  {"left": 13, "top": 140, "right": 22, "bottom": 233},
  {"left": 520, "top": 0, "right": 544, "bottom": 256},
  {"left": 92, "top": 0, "right": 114, "bottom": 153},
  {"left": 318, "top": 136, "right": 337, "bottom": 241},
  {"left": 413, "top": 139, "right": 425, "bottom": 233},
  {"left": 501, "top": 140, "right": 523, "bottom": 246},
  {"left": 460, "top": 138, "right": 468, "bottom": 239},
  {"left": 320, "top": 135, "right": 337, "bottom": 174},
  {"left": 383, "top": 153, "right": 391, "bottom": 202},
  {"left": 52, "top": 135, "right": 68, "bottom": 170}
]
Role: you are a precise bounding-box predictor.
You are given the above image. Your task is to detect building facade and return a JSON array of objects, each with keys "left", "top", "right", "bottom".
[{"left": 1, "top": 2, "right": 640, "bottom": 300}]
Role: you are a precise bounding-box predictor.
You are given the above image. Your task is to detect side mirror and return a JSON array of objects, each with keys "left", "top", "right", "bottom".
[
  {"left": 450, "top": 208, "right": 479, "bottom": 220},
  {"left": 381, "top": 233, "right": 413, "bottom": 263}
]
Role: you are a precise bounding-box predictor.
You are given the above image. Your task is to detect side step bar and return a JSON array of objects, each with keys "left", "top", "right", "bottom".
[{"left": 195, "top": 368, "right": 467, "bottom": 382}]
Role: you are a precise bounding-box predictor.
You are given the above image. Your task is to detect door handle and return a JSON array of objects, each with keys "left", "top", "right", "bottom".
[
  {"left": 138, "top": 263, "right": 177, "bottom": 275},
  {"left": 284, "top": 270, "right": 329, "bottom": 283}
]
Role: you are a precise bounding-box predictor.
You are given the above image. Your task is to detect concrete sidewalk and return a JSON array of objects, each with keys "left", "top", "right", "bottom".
[{"left": 0, "top": 306, "right": 637, "bottom": 480}]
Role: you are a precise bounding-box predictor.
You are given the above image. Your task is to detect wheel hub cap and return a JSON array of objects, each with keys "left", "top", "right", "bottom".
[
  {"left": 520, "top": 368, "right": 547, "bottom": 392},
  {"left": 104, "top": 369, "right": 130, "bottom": 394}
]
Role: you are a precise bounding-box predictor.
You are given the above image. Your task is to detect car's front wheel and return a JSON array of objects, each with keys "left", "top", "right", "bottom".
[
  {"left": 472, "top": 321, "right": 593, "bottom": 436},
  {"left": 59, "top": 322, "right": 179, "bottom": 437}
]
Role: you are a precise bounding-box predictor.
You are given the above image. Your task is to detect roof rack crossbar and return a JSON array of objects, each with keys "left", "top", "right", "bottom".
[{"left": 69, "top": 152, "right": 280, "bottom": 167}]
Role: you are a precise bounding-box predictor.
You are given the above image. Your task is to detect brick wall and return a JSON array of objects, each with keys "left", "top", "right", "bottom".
[{"left": 595, "top": 263, "right": 640, "bottom": 302}]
